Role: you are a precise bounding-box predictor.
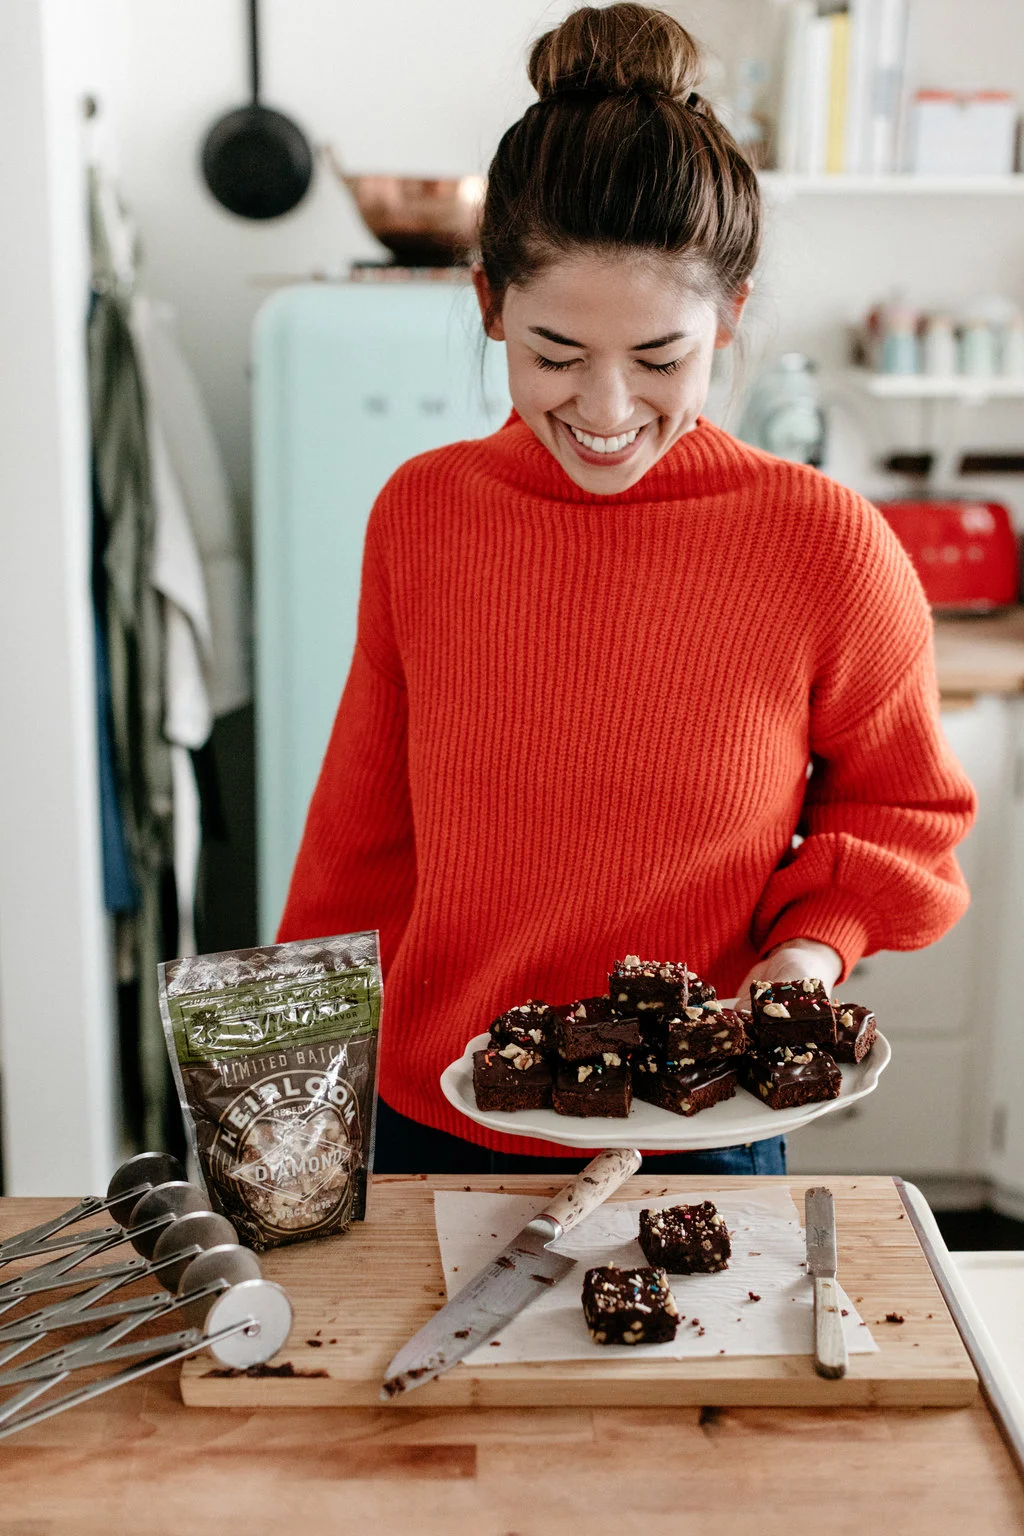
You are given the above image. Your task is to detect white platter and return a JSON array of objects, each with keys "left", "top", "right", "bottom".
[{"left": 439, "top": 1004, "right": 891, "bottom": 1151}]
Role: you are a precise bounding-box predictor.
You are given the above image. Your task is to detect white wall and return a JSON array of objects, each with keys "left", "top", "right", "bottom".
[{"left": 76, "top": 0, "right": 1024, "bottom": 522}]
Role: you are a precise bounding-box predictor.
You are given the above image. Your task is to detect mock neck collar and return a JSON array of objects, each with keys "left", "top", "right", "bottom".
[{"left": 478, "top": 407, "right": 752, "bottom": 505}]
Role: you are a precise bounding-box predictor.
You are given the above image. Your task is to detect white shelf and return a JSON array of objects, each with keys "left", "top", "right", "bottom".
[
  {"left": 760, "top": 172, "right": 1024, "bottom": 197},
  {"left": 849, "top": 371, "right": 1024, "bottom": 401}
]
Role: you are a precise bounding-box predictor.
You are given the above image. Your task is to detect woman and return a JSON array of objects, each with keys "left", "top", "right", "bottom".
[{"left": 277, "top": 4, "right": 976, "bottom": 1175}]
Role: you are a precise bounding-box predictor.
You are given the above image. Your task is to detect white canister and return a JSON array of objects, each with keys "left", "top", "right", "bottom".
[
  {"left": 998, "top": 314, "right": 1024, "bottom": 377},
  {"left": 959, "top": 321, "right": 998, "bottom": 377},
  {"left": 921, "top": 313, "right": 958, "bottom": 376}
]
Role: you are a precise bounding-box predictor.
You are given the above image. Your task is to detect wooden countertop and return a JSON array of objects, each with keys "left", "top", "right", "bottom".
[
  {"left": 934, "top": 608, "right": 1024, "bottom": 697},
  {"left": 1, "top": 1193, "right": 1023, "bottom": 1535}
]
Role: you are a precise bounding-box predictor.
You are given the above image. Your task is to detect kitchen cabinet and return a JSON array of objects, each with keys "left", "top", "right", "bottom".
[
  {"left": 788, "top": 693, "right": 1015, "bottom": 1191},
  {"left": 981, "top": 695, "right": 1024, "bottom": 1218}
]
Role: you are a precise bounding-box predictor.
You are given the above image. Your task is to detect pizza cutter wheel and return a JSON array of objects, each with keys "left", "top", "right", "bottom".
[
  {"left": 151, "top": 1212, "right": 238, "bottom": 1291},
  {"left": 0, "top": 1222, "right": 293, "bottom": 1438},
  {"left": 0, "top": 1152, "right": 187, "bottom": 1267},
  {"left": 127, "top": 1182, "right": 212, "bottom": 1258}
]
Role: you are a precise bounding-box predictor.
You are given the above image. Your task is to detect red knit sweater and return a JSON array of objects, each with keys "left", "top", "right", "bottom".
[{"left": 277, "top": 409, "right": 976, "bottom": 1155}]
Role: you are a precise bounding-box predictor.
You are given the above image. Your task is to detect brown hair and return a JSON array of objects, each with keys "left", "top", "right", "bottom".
[{"left": 475, "top": 4, "right": 761, "bottom": 338}]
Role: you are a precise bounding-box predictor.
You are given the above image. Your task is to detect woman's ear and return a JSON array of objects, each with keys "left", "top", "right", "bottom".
[
  {"left": 714, "top": 278, "right": 754, "bottom": 349},
  {"left": 471, "top": 261, "right": 506, "bottom": 341}
]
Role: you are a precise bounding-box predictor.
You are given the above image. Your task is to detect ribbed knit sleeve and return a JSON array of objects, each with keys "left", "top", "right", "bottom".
[
  {"left": 751, "top": 497, "right": 977, "bottom": 983},
  {"left": 276, "top": 496, "right": 415, "bottom": 971}
]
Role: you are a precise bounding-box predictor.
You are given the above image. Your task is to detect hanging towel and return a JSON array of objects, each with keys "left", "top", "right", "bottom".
[{"left": 128, "top": 296, "right": 250, "bottom": 718}]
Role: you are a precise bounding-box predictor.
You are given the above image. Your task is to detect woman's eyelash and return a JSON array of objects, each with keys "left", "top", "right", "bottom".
[{"left": 533, "top": 355, "right": 684, "bottom": 375}]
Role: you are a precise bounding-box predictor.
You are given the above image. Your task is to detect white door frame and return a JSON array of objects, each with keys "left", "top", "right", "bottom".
[{"left": 0, "top": 1, "right": 119, "bottom": 1193}]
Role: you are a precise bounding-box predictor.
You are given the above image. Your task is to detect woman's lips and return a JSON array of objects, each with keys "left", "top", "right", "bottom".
[{"left": 556, "top": 417, "right": 651, "bottom": 466}]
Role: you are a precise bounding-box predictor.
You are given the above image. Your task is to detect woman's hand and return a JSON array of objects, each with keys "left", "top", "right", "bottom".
[{"left": 729, "top": 938, "right": 844, "bottom": 1010}]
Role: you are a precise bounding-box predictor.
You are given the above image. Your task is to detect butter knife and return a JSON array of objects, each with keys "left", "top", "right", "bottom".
[
  {"left": 381, "top": 1146, "right": 642, "bottom": 1400},
  {"left": 805, "top": 1185, "right": 847, "bottom": 1379}
]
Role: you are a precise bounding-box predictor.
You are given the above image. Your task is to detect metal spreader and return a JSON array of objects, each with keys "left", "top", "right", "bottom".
[{"left": 0, "top": 1152, "right": 293, "bottom": 1439}]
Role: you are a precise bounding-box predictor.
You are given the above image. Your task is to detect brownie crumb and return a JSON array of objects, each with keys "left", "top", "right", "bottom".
[
  {"left": 719, "top": 1348, "right": 726, "bottom": 1354},
  {"left": 203, "top": 1362, "right": 328, "bottom": 1380},
  {"left": 697, "top": 1327, "right": 705, "bottom": 1337},
  {"left": 306, "top": 1339, "right": 323, "bottom": 1348},
  {"left": 841, "top": 1309, "right": 849, "bottom": 1317},
  {"left": 884, "top": 1312, "right": 905, "bottom": 1324},
  {"left": 747, "top": 1291, "right": 761, "bottom": 1302},
  {"left": 489, "top": 1341, "right": 501, "bottom": 1347},
  {"left": 453, "top": 1329, "right": 471, "bottom": 1339}
]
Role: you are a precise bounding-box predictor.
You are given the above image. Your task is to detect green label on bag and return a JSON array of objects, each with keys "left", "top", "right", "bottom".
[{"left": 170, "top": 970, "right": 378, "bottom": 1063}]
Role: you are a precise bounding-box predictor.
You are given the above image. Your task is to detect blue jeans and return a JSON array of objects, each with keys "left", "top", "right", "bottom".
[{"left": 372, "top": 1098, "right": 786, "bottom": 1176}]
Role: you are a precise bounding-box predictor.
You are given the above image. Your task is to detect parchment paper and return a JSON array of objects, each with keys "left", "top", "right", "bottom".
[{"left": 433, "top": 1187, "right": 877, "bottom": 1365}]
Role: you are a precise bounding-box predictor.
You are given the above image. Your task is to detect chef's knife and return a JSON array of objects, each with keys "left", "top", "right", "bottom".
[
  {"left": 381, "top": 1146, "right": 642, "bottom": 1400},
  {"left": 805, "top": 1185, "right": 847, "bottom": 1379}
]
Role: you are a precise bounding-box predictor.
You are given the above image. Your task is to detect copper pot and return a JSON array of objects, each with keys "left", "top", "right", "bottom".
[{"left": 323, "top": 145, "right": 485, "bottom": 267}]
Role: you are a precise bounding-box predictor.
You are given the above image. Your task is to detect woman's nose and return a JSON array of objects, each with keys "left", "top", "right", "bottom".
[{"left": 573, "top": 371, "right": 634, "bottom": 433}]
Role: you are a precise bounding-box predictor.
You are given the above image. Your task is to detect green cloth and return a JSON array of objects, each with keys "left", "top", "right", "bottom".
[{"left": 87, "top": 166, "right": 175, "bottom": 1150}]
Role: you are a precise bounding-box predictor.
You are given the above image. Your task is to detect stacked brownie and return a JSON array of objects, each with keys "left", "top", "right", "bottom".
[
  {"left": 741, "top": 978, "right": 876, "bottom": 1110},
  {"left": 471, "top": 959, "right": 877, "bottom": 1120}
]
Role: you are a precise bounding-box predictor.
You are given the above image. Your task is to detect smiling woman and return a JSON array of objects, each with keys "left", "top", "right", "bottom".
[{"left": 276, "top": 4, "right": 977, "bottom": 1177}]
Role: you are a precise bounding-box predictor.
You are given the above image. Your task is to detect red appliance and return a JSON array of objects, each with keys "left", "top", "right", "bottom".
[{"left": 876, "top": 499, "right": 1019, "bottom": 611}]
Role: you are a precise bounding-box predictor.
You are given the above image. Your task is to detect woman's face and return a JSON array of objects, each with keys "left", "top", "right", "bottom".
[{"left": 473, "top": 249, "right": 748, "bottom": 493}]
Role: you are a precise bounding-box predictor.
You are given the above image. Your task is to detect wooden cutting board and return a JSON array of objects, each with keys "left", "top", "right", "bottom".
[{"left": 180, "top": 1174, "right": 977, "bottom": 1409}]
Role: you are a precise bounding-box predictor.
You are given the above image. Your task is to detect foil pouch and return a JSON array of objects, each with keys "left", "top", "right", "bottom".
[{"left": 159, "top": 933, "right": 382, "bottom": 1252}]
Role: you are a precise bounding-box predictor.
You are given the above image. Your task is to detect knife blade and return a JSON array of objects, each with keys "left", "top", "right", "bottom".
[
  {"left": 805, "top": 1185, "right": 847, "bottom": 1380},
  {"left": 381, "top": 1146, "right": 641, "bottom": 1400}
]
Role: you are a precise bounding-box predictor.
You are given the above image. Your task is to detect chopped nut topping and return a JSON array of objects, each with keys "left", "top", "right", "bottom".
[
  {"left": 762, "top": 1002, "right": 791, "bottom": 1018},
  {"left": 577, "top": 1064, "right": 593, "bottom": 1082},
  {"left": 602, "top": 1052, "right": 621, "bottom": 1067},
  {"left": 573, "top": 1004, "right": 587, "bottom": 1019},
  {"left": 683, "top": 1006, "right": 703, "bottom": 1021}
]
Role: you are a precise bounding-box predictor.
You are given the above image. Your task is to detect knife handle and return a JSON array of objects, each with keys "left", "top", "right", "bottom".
[
  {"left": 813, "top": 1275, "right": 848, "bottom": 1379},
  {"left": 540, "top": 1148, "right": 642, "bottom": 1236}
]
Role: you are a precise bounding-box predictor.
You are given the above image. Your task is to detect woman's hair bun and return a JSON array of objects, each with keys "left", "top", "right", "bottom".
[{"left": 529, "top": 3, "right": 704, "bottom": 105}]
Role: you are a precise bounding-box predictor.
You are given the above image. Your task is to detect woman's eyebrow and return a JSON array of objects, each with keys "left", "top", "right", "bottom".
[{"left": 528, "top": 326, "right": 689, "bottom": 351}]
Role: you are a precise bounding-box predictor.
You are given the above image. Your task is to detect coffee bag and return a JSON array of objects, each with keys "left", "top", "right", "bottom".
[{"left": 160, "top": 933, "right": 382, "bottom": 1252}]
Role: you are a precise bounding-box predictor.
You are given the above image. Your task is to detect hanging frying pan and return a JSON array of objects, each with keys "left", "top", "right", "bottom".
[{"left": 200, "top": 0, "right": 313, "bottom": 220}]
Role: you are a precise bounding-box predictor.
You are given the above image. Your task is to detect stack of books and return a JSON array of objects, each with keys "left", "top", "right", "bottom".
[{"left": 776, "top": 0, "right": 910, "bottom": 176}]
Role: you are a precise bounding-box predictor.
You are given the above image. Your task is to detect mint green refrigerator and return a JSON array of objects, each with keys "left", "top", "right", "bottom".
[{"left": 252, "top": 280, "right": 511, "bottom": 940}]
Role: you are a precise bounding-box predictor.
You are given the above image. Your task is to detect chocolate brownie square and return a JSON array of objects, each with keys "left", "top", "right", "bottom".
[
  {"left": 638, "top": 1201, "right": 731, "bottom": 1273},
  {"left": 581, "top": 1265, "right": 679, "bottom": 1345},
  {"left": 749, "top": 978, "right": 837, "bottom": 1047},
  {"left": 473, "top": 1046, "right": 552, "bottom": 1112},
  {"left": 609, "top": 956, "right": 715, "bottom": 1016},
  {"left": 489, "top": 999, "right": 556, "bottom": 1053},
  {"left": 643, "top": 1001, "right": 748, "bottom": 1060},
  {"left": 552, "top": 1057, "right": 632, "bottom": 1118},
  {"left": 632, "top": 1051, "right": 739, "bottom": 1116},
  {"left": 740, "top": 1041, "right": 842, "bottom": 1111},
  {"left": 833, "top": 1003, "right": 877, "bottom": 1063},
  {"left": 555, "top": 995, "right": 641, "bottom": 1062}
]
